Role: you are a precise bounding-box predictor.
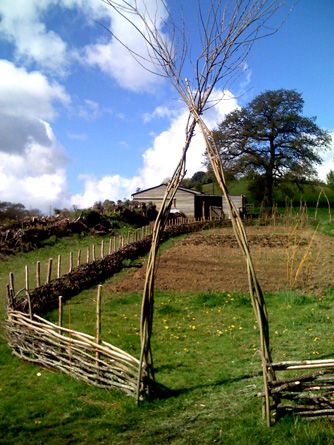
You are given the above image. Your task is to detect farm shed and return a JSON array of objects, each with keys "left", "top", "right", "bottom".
[{"left": 131, "top": 184, "right": 246, "bottom": 219}]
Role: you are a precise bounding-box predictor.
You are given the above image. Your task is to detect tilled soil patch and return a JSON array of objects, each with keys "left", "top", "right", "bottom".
[{"left": 106, "top": 226, "right": 334, "bottom": 295}]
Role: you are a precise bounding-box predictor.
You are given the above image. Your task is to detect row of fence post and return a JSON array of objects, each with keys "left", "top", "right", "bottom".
[{"left": 8, "top": 216, "right": 209, "bottom": 296}]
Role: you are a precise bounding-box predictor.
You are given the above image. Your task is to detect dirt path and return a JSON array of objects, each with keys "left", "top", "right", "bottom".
[{"left": 106, "top": 226, "right": 334, "bottom": 295}]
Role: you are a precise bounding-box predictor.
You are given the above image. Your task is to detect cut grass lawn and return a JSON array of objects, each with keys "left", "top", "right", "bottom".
[
  {"left": 1, "top": 286, "right": 334, "bottom": 444},
  {"left": 1, "top": 223, "right": 334, "bottom": 444}
]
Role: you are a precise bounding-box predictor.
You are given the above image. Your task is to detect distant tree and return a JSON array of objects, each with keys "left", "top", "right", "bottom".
[
  {"left": 212, "top": 89, "right": 331, "bottom": 206},
  {"left": 326, "top": 170, "right": 334, "bottom": 188},
  {"left": 0, "top": 201, "right": 41, "bottom": 225}
]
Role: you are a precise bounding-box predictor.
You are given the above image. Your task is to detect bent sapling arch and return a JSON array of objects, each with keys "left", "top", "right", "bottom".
[{"left": 104, "top": 0, "right": 282, "bottom": 423}]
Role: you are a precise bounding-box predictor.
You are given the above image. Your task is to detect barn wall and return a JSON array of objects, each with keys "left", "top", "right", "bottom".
[
  {"left": 222, "top": 196, "right": 245, "bottom": 218},
  {"left": 133, "top": 185, "right": 197, "bottom": 217}
]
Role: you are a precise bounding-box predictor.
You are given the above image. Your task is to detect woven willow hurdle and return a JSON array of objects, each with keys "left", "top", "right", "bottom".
[{"left": 6, "top": 286, "right": 144, "bottom": 398}]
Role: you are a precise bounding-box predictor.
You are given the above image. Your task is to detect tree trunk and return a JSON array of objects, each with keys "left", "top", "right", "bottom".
[{"left": 263, "top": 171, "right": 273, "bottom": 207}]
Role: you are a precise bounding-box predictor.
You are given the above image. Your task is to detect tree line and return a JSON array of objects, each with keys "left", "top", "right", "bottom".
[{"left": 200, "top": 89, "right": 332, "bottom": 206}]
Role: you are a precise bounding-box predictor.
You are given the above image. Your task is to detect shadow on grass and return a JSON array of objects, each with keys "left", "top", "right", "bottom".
[{"left": 151, "top": 370, "right": 261, "bottom": 400}]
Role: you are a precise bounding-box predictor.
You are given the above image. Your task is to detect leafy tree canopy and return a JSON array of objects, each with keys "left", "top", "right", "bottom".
[
  {"left": 212, "top": 89, "right": 331, "bottom": 205},
  {"left": 326, "top": 170, "right": 334, "bottom": 188}
]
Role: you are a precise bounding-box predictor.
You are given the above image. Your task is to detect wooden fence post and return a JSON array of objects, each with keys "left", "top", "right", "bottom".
[
  {"left": 69, "top": 252, "right": 73, "bottom": 273},
  {"left": 57, "top": 255, "right": 61, "bottom": 279},
  {"left": 92, "top": 244, "right": 96, "bottom": 261},
  {"left": 101, "top": 240, "right": 104, "bottom": 259},
  {"left": 77, "top": 249, "right": 81, "bottom": 267},
  {"left": 86, "top": 247, "right": 90, "bottom": 264},
  {"left": 58, "top": 296, "right": 63, "bottom": 329},
  {"left": 36, "top": 261, "right": 41, "bottom": 288},
  {"left": 108, "top": 238, "right": 112, "bottom": 255},
  {"left": 46, "top": 258, "right": 53, "bottom": 284},
  {"left": 96, "top": 285, "right": 102, "bottom": 367},
  {"left": 9, "top": 272, "right": 14, "bottom": 294},
  {"left": 25, "top": 265, "right": 29, "bottom": 292}
]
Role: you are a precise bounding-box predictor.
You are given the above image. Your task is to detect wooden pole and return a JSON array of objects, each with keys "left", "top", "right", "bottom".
[
  {"left": 92, "top": 244, "right": 96, "bottom": 261},
  {"left": 96, "top": 285, "right": 102, "bottom": 367},
  {"left": 46, "top": 258, "right": 53, "bottom": 284},
  {"left": 113, "top": 237, "right": 116, "bottom": 252},
  {"left": 9, "top": 272, "right": 14, "bottom": 294},
  {"left": 77, "top": 249, "right": 81, "bottom": 267},
  {"left": 108, "top": 238, "right": 112, "bottom": 255},
  {"left": 25, "top": 265, "right": 29, "bottom": 292},
  {"left": 36, "top": 261, "right": 41, "bottom": 288},
  {"left": 57, "top": 255, "right": 61, "bottom": 279},
  {"left": 26, "top": 289, "right": 32, "bottom": 320},
  {"left": 101, "top": 240, "right": 104, "bottom": 259},
  {"left": 6, "top": 284, "right": 12, "bottom": 309},
  {"left": 69, "top": 252, "right": 73, "bottom": 273},
  {"left": 86, "top": 247, "right": 90, "bottom": 263},
  {"left": 58, "top": 296, "right": 63, "bottom": 329}
]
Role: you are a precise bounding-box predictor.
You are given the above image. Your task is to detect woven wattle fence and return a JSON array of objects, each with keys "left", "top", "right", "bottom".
[
  {"left": 5, "top": 284, "right": 148, "bottom": 400},
  {"left": 5, "top": 219, "right": 223, "bottom": 400},
  {"left": 6, "top": 310, "right": 141, "bottom": 397}
]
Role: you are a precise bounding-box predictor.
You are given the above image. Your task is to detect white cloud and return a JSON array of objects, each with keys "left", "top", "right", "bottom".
[
  {"left": 0, "top": 60, "right": 69, "bottom": 212},
  {"left": 317, "top": 132, "right": 334, "bottom": 181},
  {"left": 78, "top": 99, "right": 102, "bottom": 121},
  {"left": 0, "top": 0, "right": 108, "bottom": 74},
  {"left": 140, "top": 89, "right": 239, "bottom": 188},
  {"left": 70, "top": 174, "right": 141, "bottom": 208},
  {"left": 143, "top": 105, "right": 181, "bottom": 123},
  {"left": 70, "top": 89, "right": 239, "bottom": 208},
  {"left": 83, "top": 0, "right": 169, "bottom": 92},
  {"left": 0, "top": 0, "right": 68, "bottom": 73}
]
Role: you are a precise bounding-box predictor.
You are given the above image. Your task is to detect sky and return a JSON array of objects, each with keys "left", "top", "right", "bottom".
[{"left": 0, "top": 0, "right": 333, "bottom": 213}]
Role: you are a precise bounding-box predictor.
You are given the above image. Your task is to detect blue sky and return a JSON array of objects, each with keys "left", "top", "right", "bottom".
[{"left": 0, "top": 0, "right": 333, "bottom": 213}]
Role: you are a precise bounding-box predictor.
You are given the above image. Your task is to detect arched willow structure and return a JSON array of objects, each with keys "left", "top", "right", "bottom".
[{"left": 105, "top": 0, "right": 334, "bottom": 424}]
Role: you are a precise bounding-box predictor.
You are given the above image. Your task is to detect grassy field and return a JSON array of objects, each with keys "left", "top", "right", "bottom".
[{"left": 1, "top": 221, "right": 334, "bottom": 444}]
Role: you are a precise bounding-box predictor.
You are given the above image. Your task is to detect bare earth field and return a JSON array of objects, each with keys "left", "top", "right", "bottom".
[{"left": 107, "top": 225, "right": 334, "bottom": 295}]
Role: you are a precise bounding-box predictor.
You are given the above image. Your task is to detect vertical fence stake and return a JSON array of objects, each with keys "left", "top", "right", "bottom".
[
  {"left": 108, "top": 238, "right": 112, "bottom": 255},
  {"left": 58, "top": 296, "right": 63, "bottom": 329},
  {"left": 6, "top": 284, "right": 12, "bottom": 309},
  {"left": 92, "top": 244, "right": 96, "bottom": 261},
  {"left": 96, "top": 285, "right": 102, "bottom": 368},
  {"left": 57, "top": 255, "right": 61, "bottom": 279},
  {"left": 112, "top": 237, "right": 116, "bottom": 252},
  {"left": 36, "top": 261, "right": 41, "bottom": 287},
  {"left": 69, "top": 252, "right": 73, "bottom": 273},
  {"left": 46, "top": 258, "right": 53, "bottom": 284},
  {"left": 101, "top": 240, "right": 104, "bottom": 259},
  {"left": 86, "top": 247, "right": 90, "bottom": 264},
  {"left": 9, "top": 272, "right": 15, "bottom": 295},
  {"left": 25, "top": 265, "right": 29, "bottom": 292},
  {"left": 77, "top": 249, "right": 81, "bottom": 267}
]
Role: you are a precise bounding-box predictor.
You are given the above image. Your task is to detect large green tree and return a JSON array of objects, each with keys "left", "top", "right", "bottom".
[{"left": 213, "top": 89, "right": 331, "bottom": 205}]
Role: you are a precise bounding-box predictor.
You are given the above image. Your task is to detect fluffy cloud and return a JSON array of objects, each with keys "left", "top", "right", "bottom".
[
  {"left": 317, "top": 132, "right": 334, "bottom": 181},
  {"left": 84, "top": 0, "right": 168, "bottom": 92},
  {"left": 0, "top": 0, "right": 108, "bottom": 74},
  {"left": 0, "top": 60, "right": 69, "bottom": 212},
  {"left": 71, "top": 89, "right": 239, "bottom": 208},
  {"left": 0, "top": 60, "right": 69, "bottom": 154},
  {"left": 70, "top": 174, "right": 141, "bottom": 208},
  {"left": 140, "top": 89, "right": 239, "bottom": 188},
  {"left": 0, "top": 0, "right": 68, "bottom": 73}
]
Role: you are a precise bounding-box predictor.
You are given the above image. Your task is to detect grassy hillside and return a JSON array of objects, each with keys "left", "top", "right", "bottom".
[
  {"left": 202, "top": 179, "right": 334, "bottom": 207},
  {"left": 1, "top": 286, "right": 334, "bottom": 444},
  {"left": 1, "top": 226, "right": 334, "bottom": 443}
]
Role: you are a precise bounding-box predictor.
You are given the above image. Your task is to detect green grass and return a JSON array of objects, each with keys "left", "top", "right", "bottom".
[
  {"left": 1, "top": 284, "right": 334, "bottom": 443},
  {"left": 1, "top": 225, "right": 334, "bottom": 443},
  {"left": 0, "top": 232, "right": 133, "bottom": 297}
]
